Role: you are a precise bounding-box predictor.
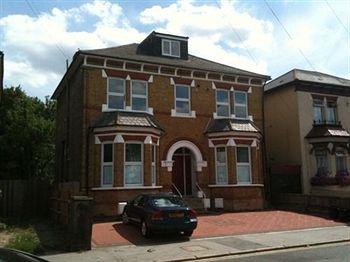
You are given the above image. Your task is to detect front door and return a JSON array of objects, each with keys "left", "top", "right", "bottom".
[{"left": 172, "top": 148, "right": 192, "bottom": 196}]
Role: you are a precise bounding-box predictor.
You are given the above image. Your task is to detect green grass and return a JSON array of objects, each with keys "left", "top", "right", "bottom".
[{"left": 5, "top": 227, "right": 42, "bottom": 254}]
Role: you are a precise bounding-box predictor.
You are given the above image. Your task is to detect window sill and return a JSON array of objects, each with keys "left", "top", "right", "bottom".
[
  {"left": 101, "top": 104, "right": 154, "bottom": 115},
  {"left": 171, "top": 109, "right": 196, "bottom": 118},
  {"left": 208, "top": 184, "right": 263, "bottom": 188},
  {"left": 91, "top": 186, "right": 163, "bottom": 191},
  {"left": 213, "top": 113, "right": 253, "bottom": 121}
]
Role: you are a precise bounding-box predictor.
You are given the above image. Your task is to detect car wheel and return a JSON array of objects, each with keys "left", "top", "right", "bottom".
[
  {"left": 183, "top": 230, "right": 193, "bottom": 237},
  {"left": 140, "top": 220, "right": 151, "bottom": 238},
  {"left": 122, "top": 211, "right": 129, "bottom": 225}
]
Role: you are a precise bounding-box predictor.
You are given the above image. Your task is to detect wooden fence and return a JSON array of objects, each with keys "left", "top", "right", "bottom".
[{"left": 0, "top": 179, "right": 51, "bottom": 219}]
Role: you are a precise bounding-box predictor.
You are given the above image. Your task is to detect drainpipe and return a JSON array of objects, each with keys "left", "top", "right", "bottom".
[
  {"left": 262, "top": 81, "right": 271, "bottom": 206},
  {"left": 82, "top": 66, "right": 90, "bottom": 195}
]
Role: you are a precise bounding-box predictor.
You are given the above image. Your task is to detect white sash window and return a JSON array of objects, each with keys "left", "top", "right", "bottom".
[{"left": 236, "top": 146, "right": 251, "bottom": 184}]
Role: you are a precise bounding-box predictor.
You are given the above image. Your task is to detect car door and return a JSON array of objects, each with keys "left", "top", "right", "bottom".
[
  {"left": 127, "top": 195, "right": 143, "bottom": 223},
  {"left": 133, "top": 196, "right": 149, "bottom": 223}
]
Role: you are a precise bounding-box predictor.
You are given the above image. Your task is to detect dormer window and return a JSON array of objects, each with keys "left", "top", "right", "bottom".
[{"left": 162, "top": 39, "right": 180, "bottom": 57}]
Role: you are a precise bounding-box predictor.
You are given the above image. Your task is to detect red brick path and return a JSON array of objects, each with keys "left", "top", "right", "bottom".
[{"left": 92, "top": 210, "right": 346, "bottom": 247}]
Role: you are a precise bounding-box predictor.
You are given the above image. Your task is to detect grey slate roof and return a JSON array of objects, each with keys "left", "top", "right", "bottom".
[
  {"left": 306, "top": 124, "right": 350, "bottom": 139},
  {"left": 80, "top": 44, "right": 269, "bottom": 79},
  {"left": 91, "top": 111, "right": 164, "bottom": 131},
  {"left": 265, "top": 69, "right": 350, "bottom": 92},
  {"left": 204, "top": 118, "right": 259, "bottom": 134}
]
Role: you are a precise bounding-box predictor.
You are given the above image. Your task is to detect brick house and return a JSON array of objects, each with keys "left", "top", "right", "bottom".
[
  {"left": 265, "top": 69, "right": 350, "bottom": 198},
  {"left": 52, "top": 32, "right": 270, "bottom": 217}
]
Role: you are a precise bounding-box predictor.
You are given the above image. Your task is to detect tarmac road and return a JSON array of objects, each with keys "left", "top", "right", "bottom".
[{"left": 215, "top": 242, "right": 350, "bottom": 262}]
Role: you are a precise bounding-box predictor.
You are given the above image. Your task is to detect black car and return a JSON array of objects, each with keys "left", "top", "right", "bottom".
[
  {"left": 0, "top": 248, "right": 48, "bottom": 262},
  {"left": 122, "top": 193, "right": 198, "bottom": 238}
]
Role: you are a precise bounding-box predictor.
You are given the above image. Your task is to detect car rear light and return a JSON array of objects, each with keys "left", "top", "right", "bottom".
[
  {"left": 151, "top": 211, "right": 164, "bottom": 221},
  {"left": 188, "top": 209, "right": 197, "bottom": 218}
]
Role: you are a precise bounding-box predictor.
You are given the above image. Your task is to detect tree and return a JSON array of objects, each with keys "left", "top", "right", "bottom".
[{"left": 0, "top": 86, "right": 56, "bottom": 181}]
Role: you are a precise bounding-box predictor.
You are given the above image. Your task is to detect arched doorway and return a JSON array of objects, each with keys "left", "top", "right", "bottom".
[
  {"left": 172, "top": 148, "right": 195, "bottom": 196},
  {"left": 162, "top": 140, "right": 207, "bottom": 196}
]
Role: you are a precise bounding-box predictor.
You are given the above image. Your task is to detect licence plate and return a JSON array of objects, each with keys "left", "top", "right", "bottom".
[{"left": 169, "top": 212, "right": 184, "bottom": 218}]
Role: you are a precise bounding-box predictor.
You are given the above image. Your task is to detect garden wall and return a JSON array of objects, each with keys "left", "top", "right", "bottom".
[{"left": 0, "top": 179, "right": 51, "bottom": 219}]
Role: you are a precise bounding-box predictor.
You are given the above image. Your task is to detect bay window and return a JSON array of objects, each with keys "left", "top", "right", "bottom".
[
  {"left": 125, "top": 143, "right": 143, "bottom": 186},
  {"left": 315, "top": 148, "right": 328, "bottom": 175},
  {"left": 236, "top": 146, "right": 251, "bottom": 184},
  {"left": 175, "top": 85, "right": 190, "bottom": 114},
  {"left": 215, "top": 147, "right": 228, "bottom": 184},
  {"left": 131, "top": 80, "right": 148, "bottom": 111},
  {"left": 335, "top": 149, "right": 347, "bottom": 172},
  {"left": 216, "top": 89, "right": 230, "bottom": 117},
  {"left": 152, "top": 145, "right": 156, "bottom": 186},
  {"left": 101, "top": 143, "right": 113, "bottom": 187},
  {"left": 234, "top": 92, "right": 248, "bottom": 119},
  {"left": 107, "top": 78, "right": 125, "bottom": 109}
]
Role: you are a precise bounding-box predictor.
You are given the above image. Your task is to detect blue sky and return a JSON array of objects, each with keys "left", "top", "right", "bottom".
[{"left": 1, "top": 0, "right": 349, "bottom": 99}]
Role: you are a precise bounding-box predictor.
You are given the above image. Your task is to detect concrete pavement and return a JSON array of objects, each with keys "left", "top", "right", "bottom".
[{"left": 43, "top": 225, "right": 350, "bottom": 262}]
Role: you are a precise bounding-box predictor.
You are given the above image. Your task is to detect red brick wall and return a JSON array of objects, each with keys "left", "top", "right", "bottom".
[{"left": 57, "top": 65, "right": 265, "bottom": 217}]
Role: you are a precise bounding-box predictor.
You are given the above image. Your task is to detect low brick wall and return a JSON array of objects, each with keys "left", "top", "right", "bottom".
[
  {"left": 91, "top": 188, "right": 163, "bottom": 217},
  {"left": 209, "top": 186, "right": 264, "bottom": 211},
  {"left": 272, "top": 193, "right": 350, "bottom": 215}
]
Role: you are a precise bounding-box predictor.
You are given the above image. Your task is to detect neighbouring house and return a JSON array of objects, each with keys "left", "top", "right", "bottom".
[
  {"left": 52, "top": 31, "right": 270, "bottom": 218},
  {"left": 265, "top": 69, "right": 350, "bottom": 198}
]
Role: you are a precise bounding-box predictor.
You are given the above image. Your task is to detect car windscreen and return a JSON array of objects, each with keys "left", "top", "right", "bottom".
[{"left": 151, "top": 196, "right": 186, "bottom": 208}]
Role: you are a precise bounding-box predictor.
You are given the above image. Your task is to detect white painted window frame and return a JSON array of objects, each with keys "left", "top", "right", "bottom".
[
  {"left": 162, "top": 39, "right": 180, "bottom": 57},
  {"left": 335, "top": 148, "right": 347, "bottom": 172},
  {"left": 313, "top": 97, "right": 338, "bottom": 124},
  {"left": 131, "top": 80, "right": 148, "bottom": 112},
  {"left": 236, "top": 145, "right": 252, "bottom": 185},
  {"left": 174, "top": 84, "right": 191, "bottom": 115},
  {"left": 124, "top": 142, "right": 144, "bottom": 187},
  {"left": 151, "top": 144, "right": 156, "bottom": 186},
  {"left": 107, "top": 77, "right": 125, "bottom": 110},
  {"left": 216, "top": 89, "right": 230, "bottom": 117},
  {"left": 101, "top": 142, "right": 113, "bottom": 187},
  {"left": 215, "top": 146, "right": 228, "bottom": 185},
  {"left": 234, "top": 91, "right": 248, "bottom": 119}
]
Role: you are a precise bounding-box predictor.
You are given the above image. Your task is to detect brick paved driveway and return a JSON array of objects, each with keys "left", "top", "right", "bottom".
[{"left": 91, "top": 210, "right": 347, "bottom": 247}]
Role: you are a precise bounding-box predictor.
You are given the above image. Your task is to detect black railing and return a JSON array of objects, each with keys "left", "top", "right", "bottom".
[{"left": 313, "top": 120, "right": 341, "bottom": 126}]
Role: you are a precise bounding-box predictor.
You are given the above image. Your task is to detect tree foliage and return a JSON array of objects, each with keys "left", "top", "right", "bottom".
[{"left": 0, "top": 87, "right": 56, "bottom": 181}]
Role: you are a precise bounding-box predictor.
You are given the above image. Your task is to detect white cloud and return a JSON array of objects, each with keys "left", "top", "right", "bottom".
[
  {"left": 140, "top": 0, "right": 273, "bottom": 74},
  {"left": 0, "top": 0, "right": 145, "bottom": 98},
  {"left": 1, "top": 0, "right": 349, "bottom": 99}
]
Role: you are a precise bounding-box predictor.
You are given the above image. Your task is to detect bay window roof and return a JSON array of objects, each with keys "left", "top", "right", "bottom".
[{"left": 91, "top": 111, "right": 164, "bottom": 131}]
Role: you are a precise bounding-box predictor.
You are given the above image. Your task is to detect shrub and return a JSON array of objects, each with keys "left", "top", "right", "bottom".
[
  {"left": 335, "top": 170, "right": 350, "bottom": 186},
  {"left": 310, "top": 175, "right": 338, "bottom": 186},
  {"left": 5, "top": 228, "right": 42, "bottom": 254},
  {"left": 0, "top": 222, "right": 7, "bottom": 231}
]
